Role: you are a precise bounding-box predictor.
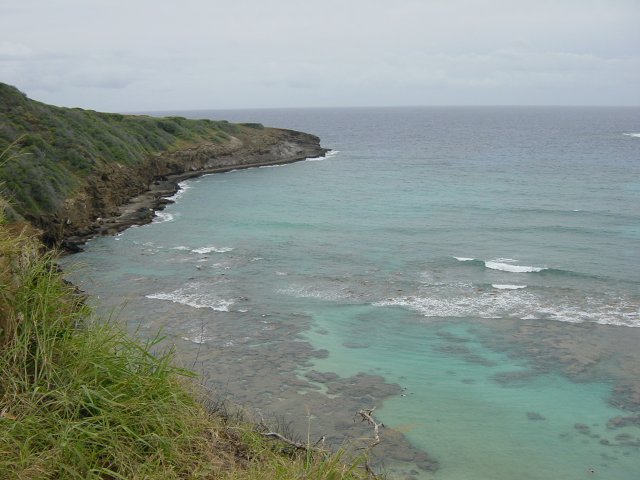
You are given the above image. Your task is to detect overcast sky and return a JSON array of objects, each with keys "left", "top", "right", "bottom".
[{"left": 1, "top": 0, "right": 639, "bottom": 111}]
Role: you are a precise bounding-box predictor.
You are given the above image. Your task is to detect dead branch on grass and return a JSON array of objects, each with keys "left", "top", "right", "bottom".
[
  {"left": 257, "top": 411, "right": 326, "bottom": 453},
  {"left": 355, "top": 407, "right": 384, "bottom": 447}
]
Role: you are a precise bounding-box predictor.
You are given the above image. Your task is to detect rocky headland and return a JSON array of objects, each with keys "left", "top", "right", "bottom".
[
  {"left": 54, "top": 127, "right": 327, "bottom": 251},
  {"left": 0, "top": 82, "right": 326, "bottom": 250}
]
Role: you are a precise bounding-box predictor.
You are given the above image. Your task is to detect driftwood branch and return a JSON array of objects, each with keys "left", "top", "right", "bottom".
[
  {"left": 257, "top": 410, "right": 326, "bottom": 453},
  {"left": 355, "top": 407, "right": 384, "bottom": 447},
  {"left": 262, "top": 432, "right": 308, "bottom": 450},
  {"left": 355, "top": 407, "right": 386, "bottom": 478},
  {"left": 261, "top": 431, "right": 328, "bottom": 453},
  {"left": 256, "top": 407, "right": 384, "bottom": 479}
]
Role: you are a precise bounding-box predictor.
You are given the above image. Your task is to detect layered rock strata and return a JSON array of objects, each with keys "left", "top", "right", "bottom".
[{"left": 32, "top": 128, "right": 326, "bottom": 250}]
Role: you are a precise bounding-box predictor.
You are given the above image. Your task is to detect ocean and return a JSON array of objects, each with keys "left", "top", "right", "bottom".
[{"left": 61, "top": 107, "right": 640, "bottom": 479}]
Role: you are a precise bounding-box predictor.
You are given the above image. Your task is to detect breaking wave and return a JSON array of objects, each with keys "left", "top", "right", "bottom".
[
  {"left": 192, "top": 246, "right": 234, "bottom": 254},
  {"left": 453, "top": 256, "right": 546, "bottom": 273},
  {"left": 306, "top": 150, "right": 340, "bottom": 162},
  {"left": 485, "top": 261, "right": 546, "bottom": 273},
  {"left": 374, "top": 288, "right": 640, "bottom": 327},
  {"left": 146, "top": 283, "right": 234, "bottom": 311},
  {"left": 166, "top": 181, "right": 192, "bottom": 201},
  {"left": 153, "top": 211, "right": 175, "bottom": 223}
]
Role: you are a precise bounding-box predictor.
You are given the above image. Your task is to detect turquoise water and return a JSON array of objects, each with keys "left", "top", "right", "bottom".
[
  {"left": 306, "top": 308, "right": 639, "bottom": 479},
  {"left": 63, "top": 107, "right": 640, "bottom": 479}
]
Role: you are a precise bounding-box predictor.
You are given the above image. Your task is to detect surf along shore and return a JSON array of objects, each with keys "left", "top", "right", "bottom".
[
  {"left": 55, "top": 137, "right": 445, "bottom": 476},
  {"left": 65, "top": 126, "right": 640, "bottom": 479},
  {"left": 58, "top": 132, "right": 440, "bottom": 478},
  {"left": 56, "top": 116, "right": 640, "bottom": 478},
  {"left": 57, "top": 127, "right": 328, "bottom": 251},
  {"left": 1, "top": 84, "right": 435, "bottom": 477}
]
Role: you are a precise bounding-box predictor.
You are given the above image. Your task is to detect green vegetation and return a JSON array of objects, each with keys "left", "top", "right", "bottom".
[
  {"left": 0, "top": 87, "right": 371, "bottom": 479},
  {"left": 0, "top": 83, "right": 249, "bottom": 219},
  {"left": 0, "top": 206, "right": 371, "bottom": 478}
]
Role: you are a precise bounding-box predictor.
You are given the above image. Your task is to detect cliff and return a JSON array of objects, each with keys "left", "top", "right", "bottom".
[
  {"left": 0, "top": 85, "right": 379, "bottom": 479},
  {"left": 0, "top": 83, "right": 326, "bottom": 249},
  {"left": 0, "top": 206, "right": 371, "bottom": 480}
]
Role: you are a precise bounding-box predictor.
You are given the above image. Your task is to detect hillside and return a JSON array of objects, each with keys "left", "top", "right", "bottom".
[
  {"left": 0, "top": 83, "right": 325, "bottom": 248},
  {"left": 0, "top": 86, "right": 375, "bottom": 479},
  {"left": 0, "top": 208, "right": 372, "bottom": 479}
]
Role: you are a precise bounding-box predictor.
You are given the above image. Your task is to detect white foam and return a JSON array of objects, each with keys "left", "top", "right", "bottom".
[
  {"left": 485, "top": 261, "right": 545, "bottom": 273},
  {"left": 374, "top": 290, "right": 640, "bottom": 327},
  {"left": 166, "top": 181, "right": 192, "bottom": 201},
  {"left": 623, "top": 133, "right": 640, "bottom": 138},
  {"left": 374, "top": 293, "right": 533, "bottom": 320},
  {"left": 306, "top": 150, "right": 340, "bottom": 162},
  {"left": 454, "top": 256, "right": 546, "bottom": 273},
  {"left": 277, "top": 285, "right": 349, "bottom": 301},
  {"left": 172, "top": 246, "right": 190, "bottom": 251},
  {"left": 153, "top": 211, "right": 174, "bottom": 223},
  {"left": 192, "top": 246, "right": 234, "bottom": 254},
  {"left": 146, "top": 284, "right": 234, "bottom": 311},
  {"left": 492, "top": 284, "right": 527, "bottom": 290}
]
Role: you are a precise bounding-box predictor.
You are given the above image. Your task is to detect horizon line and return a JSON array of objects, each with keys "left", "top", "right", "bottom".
[{"left": 130, "top": 104, "right": 640, "bottom": 114}]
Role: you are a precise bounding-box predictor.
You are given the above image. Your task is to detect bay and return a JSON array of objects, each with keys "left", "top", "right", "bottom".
[{"left": 63, "top": 106, "right": 640, "bottom": 479}]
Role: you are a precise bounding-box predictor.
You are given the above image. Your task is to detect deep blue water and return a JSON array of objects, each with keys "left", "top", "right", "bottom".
[{"left": 63, "top": 107, "right": 640, "bottom": 479}]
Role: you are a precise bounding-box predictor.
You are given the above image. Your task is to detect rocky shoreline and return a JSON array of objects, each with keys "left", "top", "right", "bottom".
[{"left": 46, "top": 127, "right": 327, "bottom": 251}]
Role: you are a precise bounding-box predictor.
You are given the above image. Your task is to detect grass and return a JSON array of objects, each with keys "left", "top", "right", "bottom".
[
  {"left": 0, "top": 82, "right": 241, "bottom": 219},
  {"left": 0, "top": 208, "right": 375, "bottom": 479}
]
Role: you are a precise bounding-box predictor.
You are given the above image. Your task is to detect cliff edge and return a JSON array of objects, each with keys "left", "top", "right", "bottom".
[{"left": 0, "top": 83, "right": 327, "bottom": 249}]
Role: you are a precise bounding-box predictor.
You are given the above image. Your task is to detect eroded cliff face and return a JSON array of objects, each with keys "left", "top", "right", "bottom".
[{"left": 33, "top": 127, "right": 326, "bottom": 249}]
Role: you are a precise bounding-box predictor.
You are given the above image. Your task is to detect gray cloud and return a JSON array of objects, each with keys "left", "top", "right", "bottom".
[
  {"left": 1, "top": 0, "right": 638, "bottom": 110},
  {"left": 0, "top": 42, "right": 34, "bottom": 60}
]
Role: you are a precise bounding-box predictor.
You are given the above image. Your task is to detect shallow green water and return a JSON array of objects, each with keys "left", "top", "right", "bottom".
[
  {"left": 63, "top": 107, "right": 640, "bottom": 479},
  {"left": 304, "top": 306, "right": 638, "bottom": 479}
]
